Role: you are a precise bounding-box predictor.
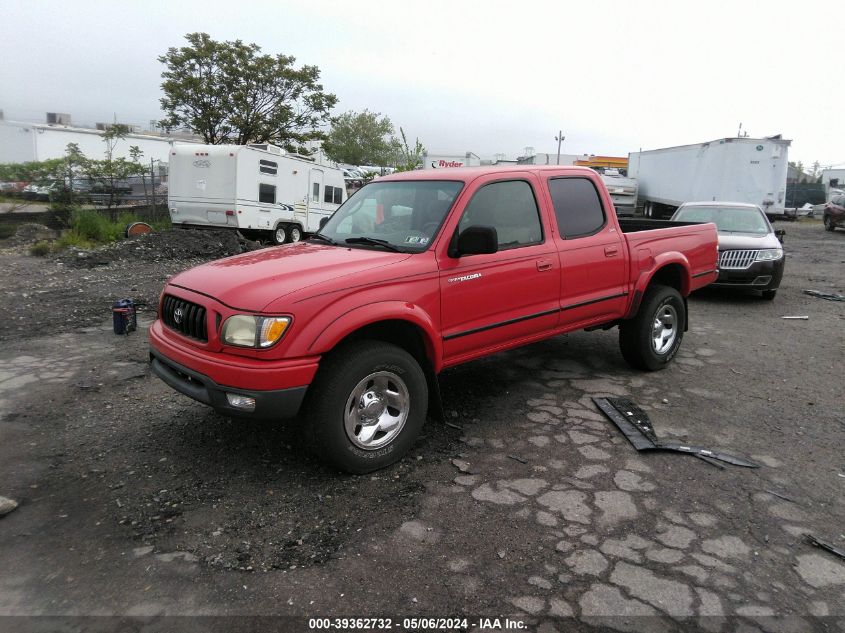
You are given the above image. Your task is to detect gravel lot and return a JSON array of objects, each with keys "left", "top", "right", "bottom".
[{"left": 0, "top": 221, "right": 843, "bottom": 631}]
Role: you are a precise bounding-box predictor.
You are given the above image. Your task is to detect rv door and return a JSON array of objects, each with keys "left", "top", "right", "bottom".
[{"left": 308, "top": 169, "right": 325, "bottom": 230}]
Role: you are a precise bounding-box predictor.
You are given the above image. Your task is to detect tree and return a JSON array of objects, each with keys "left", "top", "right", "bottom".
[
  {"left": 158, "top": 32, "right": 337, "bottom": 151},
  {"left": 392, "top": 127, "right": 425, "bottom": 172},
  {"left": 322, "top": 110, "right": 398, "bottom": 166},
  {"left": 83, "top": 125, "right": 146, "bottom": 213}
]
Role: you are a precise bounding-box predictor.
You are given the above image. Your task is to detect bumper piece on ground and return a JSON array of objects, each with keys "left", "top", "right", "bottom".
[
  {"left": 592, "top": 397, "right": 760, "bottom": 468},
  {"left": 150, "top": 348, "right": 307, "bottom": 420}
]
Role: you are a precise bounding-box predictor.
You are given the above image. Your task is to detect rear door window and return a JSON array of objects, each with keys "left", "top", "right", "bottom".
[{"left": 548, "top": 177, "right": 606, "bottom": 238}]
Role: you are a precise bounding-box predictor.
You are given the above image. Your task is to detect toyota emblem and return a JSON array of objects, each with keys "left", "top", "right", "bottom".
[{"left": 173, "top": 307, "right": 184, "bottom": 324}]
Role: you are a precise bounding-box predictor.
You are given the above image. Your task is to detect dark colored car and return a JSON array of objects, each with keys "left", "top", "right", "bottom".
[
  {"left": 823, "top": 194, "right": 845, "bottom": 231},
  {"left": 671, "top": 202, "right": 785, "bottom": 300}
]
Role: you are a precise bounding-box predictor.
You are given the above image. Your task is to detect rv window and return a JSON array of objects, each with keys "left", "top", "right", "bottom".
[
  {"left": 259, "top": 160, "right": 278, "bottom": 175},
  {"left": 259, "top": 183, "right": 276, "bottom": 204},
  {"left": 312, "top": 182, "right": 320, "bottom": 202},
  {"left": 333, "top": 187, "right": 343, "bottom": 204},
  {"left": 324, "top": 186, "right": 335, "bottom": 204}
]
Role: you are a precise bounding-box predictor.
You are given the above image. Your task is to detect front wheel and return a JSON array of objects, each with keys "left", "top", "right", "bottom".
[
  {"left": 619, "top": 284, "right": 685, "bottom": 371},
  {"left": 761, "top": 289, "right": 777, "bottom": 301},
  {"left": 824, "top": 215, "right": 836, "bottom": 231},
  {"left": 302, "top": 340, "right": 428, "bottom": 473},
  {"left": 272, "top": 224, "right": 287, "bottom": 244}
]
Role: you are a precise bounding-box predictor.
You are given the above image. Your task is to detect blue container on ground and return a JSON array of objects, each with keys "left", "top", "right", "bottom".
[{"left": 112, "top": 299, "right": 137, "bottom": 335}]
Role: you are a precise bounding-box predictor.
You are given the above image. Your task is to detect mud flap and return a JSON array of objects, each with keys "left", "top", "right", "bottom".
[{"left": 593, "top": 397, "right": 759, "bottom": 468}]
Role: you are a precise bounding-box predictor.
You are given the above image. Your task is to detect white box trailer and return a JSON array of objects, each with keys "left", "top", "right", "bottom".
[
  {"left": 168, "top": 143, "right": 347, "bottom": 243},
  {"left": 628, "top": 136, "right": 791, "bottom": 219}
]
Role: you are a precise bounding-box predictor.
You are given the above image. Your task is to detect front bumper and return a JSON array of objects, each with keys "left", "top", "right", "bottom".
[
  {"left": 150, "top": 347, "right": 307, "bottom": 420},
  {"left": 711, "top": 258, "right": 784, "bottom": 290}
]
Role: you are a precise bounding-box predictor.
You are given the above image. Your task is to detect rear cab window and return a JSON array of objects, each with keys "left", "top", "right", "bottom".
[{"left": 547, "top": 177, "right": 606, "bottom": 238}]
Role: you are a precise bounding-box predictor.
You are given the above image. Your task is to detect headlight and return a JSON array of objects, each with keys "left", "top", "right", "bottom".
[
  {"left": 756, "top": 249, "right": 783, "bottom": 261},
  {"left": 221, "top": 315, "right": 291, "bottom": 348}
]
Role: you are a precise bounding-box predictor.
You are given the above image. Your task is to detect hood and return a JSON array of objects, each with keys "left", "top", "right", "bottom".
[
  {"left": 717, "top": 231, "right": 781, "bottom": 250},
  {"left": 169, "top": 242, "right": 411, "bottom": 311}
]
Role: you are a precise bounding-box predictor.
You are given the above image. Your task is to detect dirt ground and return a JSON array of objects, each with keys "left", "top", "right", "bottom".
[{"left": 0, "top": 222, "right": 843, "bottom": 632}]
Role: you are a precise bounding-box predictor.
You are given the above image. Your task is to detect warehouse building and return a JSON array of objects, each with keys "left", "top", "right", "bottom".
[{"left": 0, "top": 116, "right": 199, "bottom": 164}]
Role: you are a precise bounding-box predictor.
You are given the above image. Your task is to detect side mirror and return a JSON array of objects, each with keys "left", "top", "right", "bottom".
[
  {"left": 775, "top": 229, "right": 785, "bottom": 243},
  {"left": 319, "top": 216, "right": 329, "bottom": 230},
  {"left": 451, "top": 225, "right": 498, "bottom": 257}
]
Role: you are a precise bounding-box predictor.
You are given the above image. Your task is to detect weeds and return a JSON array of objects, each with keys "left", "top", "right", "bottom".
[{"left": 30, "top": 241, "right": 51, "bottom": 256}]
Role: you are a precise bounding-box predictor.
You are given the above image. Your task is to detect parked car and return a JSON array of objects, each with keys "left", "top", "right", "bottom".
[
  {"left": 822, "top": 193, "right": 845, "bottom": 231},
  {"left": 149, "top": 165, "right": 718, "bottom": 473},
  {"left": 670, "top": 201, "right": 784, "bottom": 300},
  {"left": 21, "top": 183, "right": 41, "bottom": 200}
]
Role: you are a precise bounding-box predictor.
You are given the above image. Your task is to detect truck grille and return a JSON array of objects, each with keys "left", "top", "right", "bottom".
[
  {"left": 719, "top": 249, "right": 758, "bottom": 270},
  {"left": 161, "top": 295, "right": 208, "bottom": 342}
]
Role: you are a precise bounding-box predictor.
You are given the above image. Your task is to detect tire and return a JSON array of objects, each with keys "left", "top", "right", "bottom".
[
  {"left": 761, "top": 289, "right": 777, "bottom": 301},
  {"left": 824, "top": 215, "right": 835, "bottom": 232},
  {"left": 302, "top": 340, "right": 428, "bottom": 474},
  {"left": 272, "top": 224, "right": 287, "bottom": 244},
  {"left": 619, "top": 284, "right": 685, "bottom": 371},
  {"left": 288, "top": 225, "right": 302, "bottom": 243}
]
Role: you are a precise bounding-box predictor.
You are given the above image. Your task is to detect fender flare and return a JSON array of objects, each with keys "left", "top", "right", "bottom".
[
  {"left": 626, "top": 252, "right": 692, "bottom": 319},
  {"left": 307, "top": 300, "right": 442, "bottom": 371}
]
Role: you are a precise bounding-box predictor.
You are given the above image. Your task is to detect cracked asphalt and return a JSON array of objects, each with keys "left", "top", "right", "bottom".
[{"left": 0, "top": 221, "right": 843, "bottom": 632}]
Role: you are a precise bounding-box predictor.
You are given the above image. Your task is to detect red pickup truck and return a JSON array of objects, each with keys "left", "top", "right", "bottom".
[{"left": 150, "top": 166, "right": 718, "bottom": 472}]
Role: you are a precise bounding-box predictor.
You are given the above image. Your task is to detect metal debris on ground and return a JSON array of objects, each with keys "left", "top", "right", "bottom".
[
  {"left": 805, "top": 534, "right": 845, "bottom": 561},
  {"left": 507, "top": 454, "right": 528, "bottom": 464},
  {"left": 781, "top": 316, "right": 809, "bottom": 320},
  {"left": 592, "top": 397, "right": 760, "bottom": 468},
  {"left": 803, "top": 289, "right": 845, "bottom": 302},
  {"left": 764, "top": 489, "right": 796, "bottom": 503},
  {"left": 444, "top": 422, "right": 463, "bottom": 431}
]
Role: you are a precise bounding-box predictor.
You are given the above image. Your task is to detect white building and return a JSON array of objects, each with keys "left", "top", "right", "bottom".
[{"left": 0, "top": 120, "right": 199, "bottom": 164}]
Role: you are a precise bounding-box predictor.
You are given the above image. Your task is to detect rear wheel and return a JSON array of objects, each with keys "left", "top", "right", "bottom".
[
  {"left": 272, "top": 224, "right": 287, "bottom": 244},
  {"left": 302, "top": 340, "right": 428, "bottom": 473},
  {"left": 289, "top": 225, "right": 302, "bottom": 243},
  {"left": 619, "top": 284, "right": 685, "bottom": 371},
  {"left": 824, "top": 215, "right": 836, "bottom": 231}
]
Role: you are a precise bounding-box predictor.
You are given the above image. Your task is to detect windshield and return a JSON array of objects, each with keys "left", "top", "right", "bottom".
[
  {"left": 317, "top": 180, "right": 464, "bottom": 251},
  {"left": 674, "top": 205, "right": 770, "bottom": 234}
]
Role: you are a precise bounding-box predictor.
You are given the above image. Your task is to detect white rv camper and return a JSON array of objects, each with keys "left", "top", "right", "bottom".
[{"left": 168, "top": 144, "right": 347, "bottom": 243}]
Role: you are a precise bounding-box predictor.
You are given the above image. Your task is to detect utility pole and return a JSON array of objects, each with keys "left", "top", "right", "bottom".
[
  {"left": 150, "top": 158, "right": 156, "bottom": 214},
  {"left": 555, "top": 131, "right": 565, "bottom": 165}
]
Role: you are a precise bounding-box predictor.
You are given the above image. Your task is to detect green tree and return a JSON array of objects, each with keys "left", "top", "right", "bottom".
[
  {"left": 322, "top": 110, "right": 398, "bottom": 166},
  {"left": 84, "top": 125, "right": 146, "bottom": 213},
  {"left": 392, "top": 127, "right": 425, "bottom": 172},
  {"left": 158, "top": 32, "right": 337, "bottom": 151}
]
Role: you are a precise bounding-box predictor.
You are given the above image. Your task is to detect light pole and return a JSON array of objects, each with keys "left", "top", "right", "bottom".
[{"left": 555, "top": 131, "right": 565, "bottom": 165}]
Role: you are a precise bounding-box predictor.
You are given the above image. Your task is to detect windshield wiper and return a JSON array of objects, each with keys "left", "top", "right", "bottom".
[
  {"left": 345, "top": 237, "right": 403, "bottom": 252},
  {"left": 307, "top": 233, "right": 338, "bottom": 245}
]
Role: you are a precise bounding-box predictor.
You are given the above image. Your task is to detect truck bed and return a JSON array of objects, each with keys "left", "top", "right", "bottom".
[{"left": 617, "top": 218, "right": 701, "bottom": 232}]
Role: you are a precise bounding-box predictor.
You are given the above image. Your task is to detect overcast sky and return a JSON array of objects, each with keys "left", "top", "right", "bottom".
[{"left": 2, "top": 0, "right": 842, "bottom": 167}]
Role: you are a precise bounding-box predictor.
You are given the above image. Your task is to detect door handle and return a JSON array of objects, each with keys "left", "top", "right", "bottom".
[
  {"left": 536, "top": 259, "right": 553, "bottom": 271},
  {"left": 604, "top": 246, "right": 619, "bottom": 256}
]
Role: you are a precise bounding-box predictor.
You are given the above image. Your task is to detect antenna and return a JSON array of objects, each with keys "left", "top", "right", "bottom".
[{"left": 737, "top": 122, "right": 742, "bottom": 137}]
